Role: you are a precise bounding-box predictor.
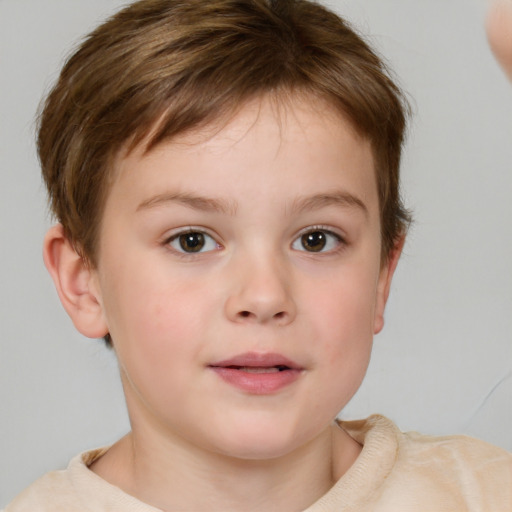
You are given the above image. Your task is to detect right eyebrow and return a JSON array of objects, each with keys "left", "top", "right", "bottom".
[{"left": 136, "top": 192, "right": 238, "bottom": 216}]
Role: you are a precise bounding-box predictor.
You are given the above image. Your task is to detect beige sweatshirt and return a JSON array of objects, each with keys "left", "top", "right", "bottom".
[{"left": 5, "top": 415, "right": 512, "bottom": 511}]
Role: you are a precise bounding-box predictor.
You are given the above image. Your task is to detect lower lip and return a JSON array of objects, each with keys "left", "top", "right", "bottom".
[{"left": 210, "top": 367, "right": 302, "bottom": 394}]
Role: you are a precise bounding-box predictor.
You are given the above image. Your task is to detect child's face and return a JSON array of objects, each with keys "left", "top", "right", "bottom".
[{"left": 90, "top": 95, "right": 396, "bottom": 459}]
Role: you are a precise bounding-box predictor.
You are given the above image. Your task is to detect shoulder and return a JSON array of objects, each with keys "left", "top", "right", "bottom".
[
  {"left": 5, "top": 448, "right": 110, "bottom": 512},
  {"left": 333, "top": 415, "right": 512, "bottom": 511},
  {"left": 341, "top": 414, "right": 512, "bottom": 473},
  {"left": 5, "top": 467, "right": 80, "bottom": 512},
  {"left": 394, "top": 424, "right": 512, "bottom": 510},
  {"left": 4, "top": 447, "right": 162, "bottom": 512},
  {"left": 398, "top": 423, "right": 512, "bottom": 476}
]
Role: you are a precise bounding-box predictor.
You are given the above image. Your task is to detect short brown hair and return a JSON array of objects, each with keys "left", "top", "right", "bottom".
[{"left": 38, "top": 0, "right": 411, "bottom": 266}]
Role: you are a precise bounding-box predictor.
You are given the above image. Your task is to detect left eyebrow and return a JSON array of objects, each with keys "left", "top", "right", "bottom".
[{"left": 289, "top": 190, "right": 368, "bottom": 217}]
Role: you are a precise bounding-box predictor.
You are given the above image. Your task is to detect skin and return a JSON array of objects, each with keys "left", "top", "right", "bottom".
[
  {"left": 44, "top": 95, "right": 402, "bottom": 511},
  {"left": 487, "top": 0, "right": 512, "bottom": 81}
]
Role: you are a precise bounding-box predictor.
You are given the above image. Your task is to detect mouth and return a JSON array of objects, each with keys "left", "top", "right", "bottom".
[
  {"left": 209, "top": 352, "right": 302, "bottom": 372},
  {"left": 208, "top": 352, "right": 303, "bottom": 394},
  {"left": 224, "top": 365, "right": 291, "bottom": 374}
]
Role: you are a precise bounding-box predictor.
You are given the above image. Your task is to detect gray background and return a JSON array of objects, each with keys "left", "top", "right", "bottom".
[{"left": 1, "top": 0, "right": 511, "bottom": 505}]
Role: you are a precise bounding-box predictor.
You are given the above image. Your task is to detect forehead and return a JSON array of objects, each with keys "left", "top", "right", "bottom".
[{"left": 108, "top": 94, "right": 377, "bottom": 218}]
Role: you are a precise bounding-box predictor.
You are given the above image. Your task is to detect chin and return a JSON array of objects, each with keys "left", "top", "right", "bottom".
[{"left": 208, "top": 414, "right": 322, "bottom": 461}]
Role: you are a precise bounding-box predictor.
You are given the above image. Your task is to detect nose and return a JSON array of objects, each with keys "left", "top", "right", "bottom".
[{"left": 224, "top": 254, "right": 296, "bottom": 326}]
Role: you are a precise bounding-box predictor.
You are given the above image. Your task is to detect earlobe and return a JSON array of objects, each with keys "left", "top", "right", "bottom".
[
  {"left": 43, "top": 224, "right": 109, "bottom": 339},
  {"left": 373, "top": 235, "right": 405, "bottom": 334}
]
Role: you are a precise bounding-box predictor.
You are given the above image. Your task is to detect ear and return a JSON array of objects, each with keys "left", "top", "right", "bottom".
[
  {"left": 373, "top": 235, "right": 405, "bottom": 334},
  {"left": 43, "top": 224, "right": 109, "bottom": 339}
]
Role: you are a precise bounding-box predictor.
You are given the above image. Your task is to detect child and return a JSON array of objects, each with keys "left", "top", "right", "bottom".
[{"left": 6, "top": 0, "right": 511, "bottom": 510}]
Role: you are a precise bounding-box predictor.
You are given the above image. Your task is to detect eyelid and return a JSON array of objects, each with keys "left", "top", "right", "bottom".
[
  {"left": 295, "top": 225, "right": 346, "bottom": 241},
  {"left": 163, "top": 226, "right": 222, "bottom": 254},
  {"left": 292, "top": 225, "right": 347, "bottom": 253}
]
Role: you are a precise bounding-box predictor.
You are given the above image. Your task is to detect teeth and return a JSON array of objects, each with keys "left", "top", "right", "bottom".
[{"left": 239, "top": 366, "right": 280, "bottom": 374}]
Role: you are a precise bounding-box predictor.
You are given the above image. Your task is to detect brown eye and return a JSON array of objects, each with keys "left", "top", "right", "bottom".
[
  {"left": 292, "top": 229, "right": 342, "bottom": 253},
  {"left": 301, "top": 231, "right": 327, "bottom": 252},
  {"left": 178, "top": 232, "right": 205, "bottom": 252},
  {"left": 168, "top": 230, "right": 219, "bottom": 254}
]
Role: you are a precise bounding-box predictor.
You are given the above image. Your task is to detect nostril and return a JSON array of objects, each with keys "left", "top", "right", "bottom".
[{"left": 233, "top": 309, "right": 290, "bottom": 322}]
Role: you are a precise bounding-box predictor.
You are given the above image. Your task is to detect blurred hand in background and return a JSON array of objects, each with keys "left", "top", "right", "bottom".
[{"left": 487, "top": 0, "right": 512, "bottom": 81}]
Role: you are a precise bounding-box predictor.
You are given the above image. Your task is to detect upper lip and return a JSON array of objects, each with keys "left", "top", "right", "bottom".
[{"left": 209, "top": 352, "right": 302, "bottom": 370}]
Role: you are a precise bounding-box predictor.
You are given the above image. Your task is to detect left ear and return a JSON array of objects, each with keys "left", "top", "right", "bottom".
[{"left": 373, "top": 235, "right": 405, "bottom": 334}]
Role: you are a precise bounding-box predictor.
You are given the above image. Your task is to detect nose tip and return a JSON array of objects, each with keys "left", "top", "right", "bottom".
[{"left": 224, "top": 264, "right": 296, "bottom": 326}]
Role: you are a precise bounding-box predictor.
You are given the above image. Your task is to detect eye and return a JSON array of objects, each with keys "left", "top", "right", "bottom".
[
  {"left": 292, "top": 229, "right": 342, "bottom": 253},
  {"left": 168, "top": 230, "right": 219, "bottom": 253}
]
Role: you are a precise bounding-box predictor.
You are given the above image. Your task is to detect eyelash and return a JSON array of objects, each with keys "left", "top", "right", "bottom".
[
  {"left": 163, "top": 225, "right": 346, "bottom": 256},
  {"left": 164, "top": 227, "right": 222, "bottom": 256},
  {"left": 292, "top": 225, "right": 346, "bottom": 254}
]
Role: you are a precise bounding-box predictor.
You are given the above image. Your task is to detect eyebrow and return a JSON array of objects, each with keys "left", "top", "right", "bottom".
[
  {"left": 290, "top": 191, "right": 368, "bottom": 217},
  {"left": 137, "top": 192, "right": 237, "bottom": 215},
  {"left": 137, "top": 189, "right": 367, "bottom": 218}
]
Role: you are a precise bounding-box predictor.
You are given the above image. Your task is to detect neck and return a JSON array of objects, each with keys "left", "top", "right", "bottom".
[{"left": 91, "top": 420, "right": 360, "bottom": 511}]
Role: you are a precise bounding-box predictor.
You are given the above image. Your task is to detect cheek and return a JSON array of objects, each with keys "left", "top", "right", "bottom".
[
  {"left": 306, "top": 266, "right": 378, "bottom": 347},
  {"left": 102, "top": 263, "right": 212, "bottom": 387},
  {"left": 302, "top": 266, "right": 377, "bottom": 397},
  {"left": 106, "top": 253, "right": 208, "bottom": 334}
]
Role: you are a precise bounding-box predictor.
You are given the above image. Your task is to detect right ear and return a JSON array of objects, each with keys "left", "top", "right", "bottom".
[{"left": 43, "top": 224, "right": 109, "bottom": 339}]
